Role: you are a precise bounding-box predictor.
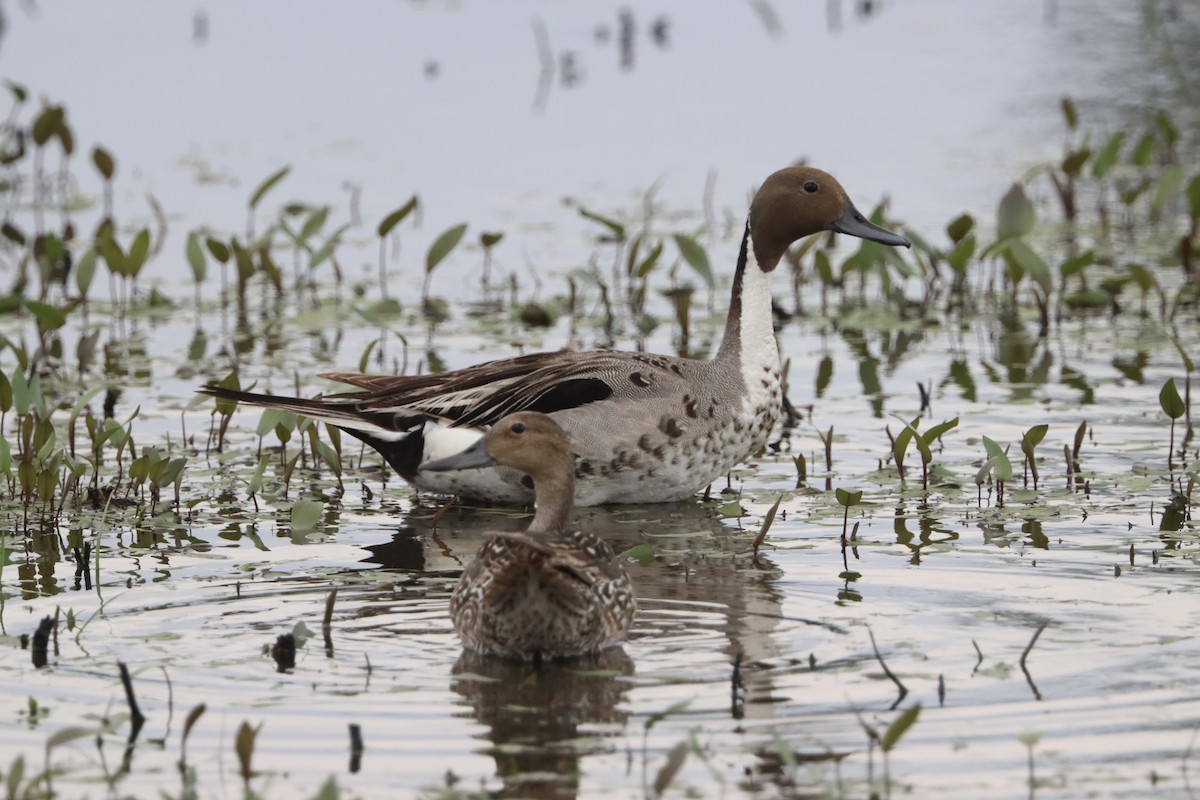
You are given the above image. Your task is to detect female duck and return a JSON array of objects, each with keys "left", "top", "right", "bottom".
[
  {"left": 423, "top": 411, "right": 635, "bottom": 661},
  {"left": 202, "top": 166, "right": 909, "bottom": 505}
]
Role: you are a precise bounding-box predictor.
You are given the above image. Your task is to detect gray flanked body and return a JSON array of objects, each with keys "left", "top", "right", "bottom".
[{"left": 199, "top": 166, "right": 909, "bottom": 506}]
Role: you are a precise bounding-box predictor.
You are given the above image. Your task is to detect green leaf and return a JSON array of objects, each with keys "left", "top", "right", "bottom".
[
  {"left": 182, "top": 703, "right": 206, "bottom": 744},
  {"left": 653, "top": 740, "right": 689, "bottom": 796},
  {"left": 1132, "top": 133, "right": 1155, "bottom": 167},
  {"left": 1, "top": 221, "right": 25, "bottom": 245},
  {"left": 0, "top": 371, "right": 10, "bottom": 413},
  {"left": 1006, "top": 240, "right": 1051, "bottom": 294},
  {"left": 256, "top": 409, "right": 288, "bottom": 438},
  {"left": 355, "top": 299, "right": 403, "bottom": 326},
  {"left": 235, "top": 721, "right": 261, "bottom": 782},
  {"left": 716, "top": 500, "right": 745, "bottom": 518},
  {"left": 672, "top": 233, "right": 714, "bottom": 289},
  {"left": 1059, "top": 97, "right": 1078, "bottom": 131},
  {"left": 127, "top": 228, "right": 151, "bottom": 276},
  {"left": 479, "top": 230, "right": 504, "bottom": 248},
  {"left": 1151, "top": 166, "right": 1184, "bottom": 212},
  {"left": 1091, "top": 132, "right": 1124, "bottom": 179},
  {"left": 75, "top": 249, "right": 98, "bottom": 297},
  {"left": 24, "top": 299, "right": 66, "bottom": 331},
  {"left": 618, "top": 543, "right": 654, "bottom": 566},
  {"left": 186, "top": 233, "right": 207, "bottom": 283},
  {"left": 1160, "top": 378, "right": 1185, "bottom": 420},
  {"left": 981, "top": 436, "right": 1013, "bottom": 482},
  {"left": 946, "top": 213, "right": 974, "bottom": 244},
  {"left": 246, "top": 454, "right": 271, "bottom": 499},
  {"left": 5, "top": 80, "right": 28, "bottom": 102},
  {"left": 881, "top": 704, "right": 921, "bottom": 752},
  {"left": 892, "top": 422, "right": 914, "bottom": 471},
  {"left": 814, "top": 249, "right": 833, "bottom": 285},
  {"left": 1058, "top": 250, "right": 1095, "bottom": 278},
  {"left": 815, "top": 355, "right": 833, "bottom": 398},
  {"left": 635, "top": 240, "right": 665, "bottom": 279},
  {"left": 46, "top": 725, "right": 95, "bottom": 750},
  {"left": 309, "top": 776, "right": 340, "bottom": 800},
  {"left": 249, "top": 165, "right": 290, "bottom": 210},
  {"left": 1186, "top": 174, "right": 1200, "bottom": 222},
  {"left": 211, "top": 371, "right": 241, "bottom": 416},
  {"left": 291, "top": 499, "right": 324, "bottom": 533},
  {"left": 1061, "top": 147, "right": 1090, "bottom": 177},
  {"left": 578, "top": 206, "right": 625, "bottom": 239},
  {"left": 205, "top": 237, "right": 231, "bottom": 263},
  {"left": 0, "top": 436, "right": 10, "bottom": 476},
  {"left": 3, "top": 753, "right": 22, "bottom": 799},
  {"left": 259, "top": 248, "right": 282, "bottom": 290},
  {"left": 91, "top": 146, "right": 115, "bottom": 180},
  {"left": 230, "top": 238, "right": 255, "bottom": 282},
  {"left": 377, "top": 195, "right": 419, "bottom": 237},
  {"left": 1021, "top": 424, "right": 1049, "bottom": 459},
  {"left": 834, "top": 487, "right": 862, "bottom": 507},
  {"left": 426, "top": 222, "right": 468, "bottom": 274},
  {"left": 299, "top": 206, "right": 329, "bottom": 241},
  {"left": 921, "top": 417, "right": 959, "bottom": 447},
  {"left": 1154, "top": 110, "right": 1179, "bottom": 145},
  {"left": 97, "top": 231, "right": 127, "bottom": 277},
  {"left": 946, "top": 235, "right": 976, "bottom": 274},
  {"left": 31, "top": 104, "right": 65, "bottom": 147},
  {"left": 156, "top": 457, "right": 188, "bottom": 489},
  {"left": 314, "top": 439, "right": 341, "bottom": 474},
  {"left": 997, "top": 183, "right": 1035, "bottom": 240},
  {"left": 11, "top": 369, "right": 31, "bottom": 415},
  {"left": 1126, "top": 263, "right": 1156, "bottom": 294}
]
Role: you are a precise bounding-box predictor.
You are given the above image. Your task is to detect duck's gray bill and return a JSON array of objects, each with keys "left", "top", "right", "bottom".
[
  {"left": 832, "top": 202, "right": 911, "bottom": 248},
  {"left": 421, "top": 438, "right": 496, "bottom": 472}
]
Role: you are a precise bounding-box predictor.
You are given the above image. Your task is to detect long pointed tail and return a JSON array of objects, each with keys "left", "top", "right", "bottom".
[{"left": 198, "top": 385, "right": 347, "bottom": 418}]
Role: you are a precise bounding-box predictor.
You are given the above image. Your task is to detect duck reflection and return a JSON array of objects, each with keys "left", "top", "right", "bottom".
[
  {"left": 450, "top": 648, "right": 633, "bottom": 799},
  {"left": 363, "top": 498, "right": 787, "bottom": 713}
]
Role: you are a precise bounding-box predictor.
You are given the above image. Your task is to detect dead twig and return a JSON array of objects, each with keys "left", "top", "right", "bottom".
[
  {"left": 867, "top": 626, "right": 908, "bottom": 709},
  {"left": 1019, "top": 621, "right": 1048, "bottom": 701}
]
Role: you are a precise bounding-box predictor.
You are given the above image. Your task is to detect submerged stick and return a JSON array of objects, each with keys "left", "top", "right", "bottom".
[
  {"left": 117, "top": 661, "right": 147, "bottom": 740},
  {"left": 31, "top": 616, "right": 54, "bottom": 668},
  {"left": 348, "top": 723, "right": 364, "bottom": 774},
  {"left": 730, "top": 651, "right": 744, "bottom": 720},
  {"left": 323, "top": 587, "right": 338, "bottom": 658},
  {"left": 1019, "top": 621, "right": 1049, "bottom": 702},
  {"left": 867, "top": 626, "right": 908, "bottom": 709}
]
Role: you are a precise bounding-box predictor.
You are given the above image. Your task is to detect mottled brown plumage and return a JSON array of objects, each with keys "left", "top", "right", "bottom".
[{"left": 424, "top": 412, "right": 636, "bottom": 660}]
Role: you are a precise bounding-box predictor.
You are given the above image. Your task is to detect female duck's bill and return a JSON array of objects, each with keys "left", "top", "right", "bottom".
[
  {"left": 422, "top": 438, "right": 494, "bottom": 473},
  {"left": 198, "top": 165, "right": 911, "bottom": 507}
]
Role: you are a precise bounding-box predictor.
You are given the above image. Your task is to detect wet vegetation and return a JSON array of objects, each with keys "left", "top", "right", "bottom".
[{"left": 1, "top": 67, "right": 1199, "bottom": 799}]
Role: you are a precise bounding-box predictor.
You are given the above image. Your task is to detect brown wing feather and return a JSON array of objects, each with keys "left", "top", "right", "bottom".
[{"left": 316, "top": 349, "right": 685, "bottom": 428}]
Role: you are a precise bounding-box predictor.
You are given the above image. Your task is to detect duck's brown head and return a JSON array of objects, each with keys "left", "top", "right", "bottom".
[
  {"left": 748, "top": 166, "right": 910, "bottom": 271},
  {"left": 421, "top": 411, "right": 572, "bottom": 482}
]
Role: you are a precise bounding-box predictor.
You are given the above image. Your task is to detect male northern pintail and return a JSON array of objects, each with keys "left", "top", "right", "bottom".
[
  {"left": 423, "top": 411, "right": 636, "bottom": 660},
  {"left": 201, "top": 166, "right": 910, "bottom": 505}
]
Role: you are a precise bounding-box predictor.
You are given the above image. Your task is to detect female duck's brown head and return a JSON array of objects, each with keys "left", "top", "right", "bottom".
[
  {"left": 422, "top": 412, "right": 577, "bottom": 530},
  {"left": 748, "top": 166, "right": 910, "bottom": 272},
  {"left": 422, "top": 411, "right": 572, "bottom": 479}
]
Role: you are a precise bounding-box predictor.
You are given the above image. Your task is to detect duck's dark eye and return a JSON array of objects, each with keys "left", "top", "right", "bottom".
[
  {"left": 803, "top": 181, "right": 819, "bottom": 194},
  {"left": 511, "top": 422, "right": 526, "bottom": 434}
]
